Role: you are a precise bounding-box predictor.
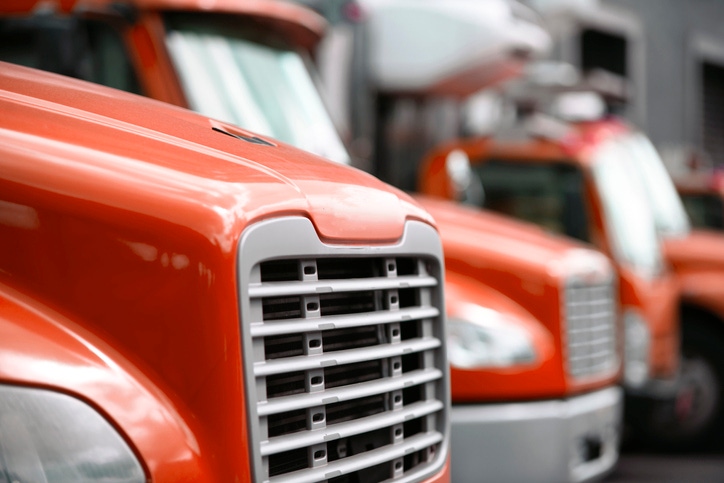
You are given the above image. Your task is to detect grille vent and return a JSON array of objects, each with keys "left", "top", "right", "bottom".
[
  {"left": 239, "top": 218, "right": 448, "bottom": 483},
  {"left": 563, "top": 280, "right": 618, "bottom": 380}
]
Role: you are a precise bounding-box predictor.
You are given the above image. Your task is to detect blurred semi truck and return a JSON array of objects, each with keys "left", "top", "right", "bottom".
[
  {"left": 417, "top": 87, "right": 698, "bottom": 448},
  {"left": 513, "top": 3, "right": 724, "bottom": 447},
  {"left": 420, "top": 110, "right": 680, "bottom": 388},
  {"left": 620, "top": 126, "right": 724, "bottom": 451},
  {"left": 419, "top": 197, "right": 621, "bottom": 483}
]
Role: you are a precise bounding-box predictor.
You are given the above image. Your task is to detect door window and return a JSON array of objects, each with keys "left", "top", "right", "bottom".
[{"left": 471, "top": 160, "right": 590, "bottom": 242}]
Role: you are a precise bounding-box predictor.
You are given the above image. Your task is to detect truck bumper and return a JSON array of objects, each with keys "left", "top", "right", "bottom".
[{"left": 450, "top": 386, "right": 622, "bottom": 483}]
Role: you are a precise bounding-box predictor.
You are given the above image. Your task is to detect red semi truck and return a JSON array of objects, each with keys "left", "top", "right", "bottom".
[
  {"left": 417, "top": 112, "right": 691, "bottom": 447},
  {"left": 419, "top": 198, "right": 621, "bottom": 483},
  {"left": 0, "top": 62, "right": 452, "bottom": 482},
  {"left": 622, "top": 133, "right": 724, "bottom": 449}
]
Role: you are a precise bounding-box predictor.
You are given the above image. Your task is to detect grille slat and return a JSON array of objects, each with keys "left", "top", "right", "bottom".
[
  {"left": 250, "top": 306, "right": 440, "bottom": 338},
  {"left": 248, "top": 275, "right": 438, "bottom": 298},
  {"left": 269, "top": 432, "right": 444, "bottom": 483},
  {"left": 262, "top": 400, "right": 444, "bottom": 456},
  {"left": 239, "top": 218, "right": 447, "bottom": 483},
  {"left": 257, "top": 368, "right": 443, "bottom": 416},
  {"left": 563, "top": 280, "right": 617, "bottom": 380},
  {"left": 255, "top": 338, "right": 441, "bottom": 377}
]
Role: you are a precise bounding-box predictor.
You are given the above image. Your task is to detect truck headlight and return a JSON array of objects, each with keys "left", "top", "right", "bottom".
[
  {"left": 0, "top": 385, "right": 145, "bottom": 482},
  {"left": 623, "top": 308, "right": 651, "bottom": 388},
  {"left": 447, "top": 305, "right": 537, "bottom": 369}
]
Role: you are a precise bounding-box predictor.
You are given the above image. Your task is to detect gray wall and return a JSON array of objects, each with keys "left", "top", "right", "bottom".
[{"left": 602, "top": 0, "right": 724, "bottom": 169}]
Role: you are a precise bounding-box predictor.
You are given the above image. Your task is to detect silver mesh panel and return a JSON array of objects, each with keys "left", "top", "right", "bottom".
[
  {"left": 238, "top": 218, "right": 449, "bottom": 483},
  {"left": 563, "top": 279, "right": 618, "bottom": 380}
]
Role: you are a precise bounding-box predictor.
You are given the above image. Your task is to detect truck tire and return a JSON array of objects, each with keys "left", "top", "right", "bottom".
[{"left": 636, "top": 321, "right": 724, "bottom": 451}]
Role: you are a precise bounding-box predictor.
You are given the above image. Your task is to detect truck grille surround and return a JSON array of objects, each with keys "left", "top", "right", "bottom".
[
  {"left": 562, "top": 276, "right": 618, "bottom": 380},
  {"left": 238, "top": 218, "right": 449, "bottom": 483}
]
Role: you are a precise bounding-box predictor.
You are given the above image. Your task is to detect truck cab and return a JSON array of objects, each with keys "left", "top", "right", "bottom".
[
  {"left": 0, "top": 62, "right": 452, "bottom": 482},
  {"left": 0, "top": 0, "right": 350, "bottom": 164},
  {"left": 419, "top": 118, "right": 680, "bottom": 386},
  {"left": 421, "top": 198, "right": 621, "bottom": 483}
]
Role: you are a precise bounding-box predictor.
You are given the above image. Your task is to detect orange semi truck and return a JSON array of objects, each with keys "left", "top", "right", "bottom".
[
  {"left": 620, "top": 131, "right": 724, "bottom": 449},
  {"left": 419, "top": 198, "right": 621, "bottom": 483},
  {"left": 420, "top": 116, "right": 683, "bottom": 444},
  {"left": 0, "top": 62, "right": 452, "bottom": 482}
]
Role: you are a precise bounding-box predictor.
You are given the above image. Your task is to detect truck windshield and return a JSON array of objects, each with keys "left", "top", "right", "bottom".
[
  {"left": 472, "top": 160, "right": 591, "bottom": 243},
  {"left": 591, "top": 139, "right": 663, "bottom": 277},
  {"left": 618, "top": 133, "right": 691, "bottom": 237},
  {"left": 164, "top": 14, "right": 350, "bottom": 165}
]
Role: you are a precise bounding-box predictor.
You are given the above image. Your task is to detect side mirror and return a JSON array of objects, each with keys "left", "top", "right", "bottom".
[{"left": 445, "top": 149, "right": 485, "bottom": 206}]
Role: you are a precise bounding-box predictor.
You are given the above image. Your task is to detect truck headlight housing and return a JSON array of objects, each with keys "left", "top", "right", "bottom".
[
  {"left": 447, "top": 305, "right": 537, "bottom": 369},
  {"left": 623, "top": 308, "right": 651, "bottom": 388},
  {"left": 0, "top": 385, "right": 145, "bottom": 482}
]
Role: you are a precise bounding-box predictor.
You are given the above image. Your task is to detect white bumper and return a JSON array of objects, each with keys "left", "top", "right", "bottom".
[{"left": 451, "top": 386, "right": 622, "bottom": 483}]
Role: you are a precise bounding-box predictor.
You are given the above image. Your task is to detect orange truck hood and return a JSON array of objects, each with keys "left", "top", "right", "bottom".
[
  {"left": 0, "top": 63, "right": 440, "bottom": 481},
  {"left": 0, "top": 62, "right": 433, "bottom": 245},
  {"left": 664, "top": 229, "right": 724, "bottom": 318},
  {"left": 416, "top": 196, "right": 617, "bottom": 397},
  {"left": 664, "top": 230, "right": 724, "bottom": 271},
  {"left": 416, "top": 195, "right": 603, "bottom": 306}
]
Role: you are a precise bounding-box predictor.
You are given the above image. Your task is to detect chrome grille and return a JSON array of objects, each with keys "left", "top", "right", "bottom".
[
  {"left": 238, "top": 218, "right": 449, "bottom": 483},
  {"left": 563, "top": 279, "right": 617, "bottom": 380}
]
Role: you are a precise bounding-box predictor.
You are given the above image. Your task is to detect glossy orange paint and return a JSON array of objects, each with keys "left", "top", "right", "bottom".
[
  {"left": 444, "top": 272, "right": 559, "bottom": 401},
  {"left": 418, "top": 197, "right": 619, "bottom": 400},
  {"left": 675, "top": 170, "right": 724, "bottom": 198},
  {"left": 128, "top": 13, "right": 187, "bottom": 106},
  {"left": 664, "top": 231, "right": 724, "bottom": 323},
  {"left": 419, "top": 120, "right": 680, "bottom": 380},
  {"left": 0, "top": 63, "right": 439, "bottom": 480},
  {"left": 0, "top": 282, "right": 215, "bottom": 481},
  {"left": 617, "top": 265, "right": 679, "bottom": 377}
]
